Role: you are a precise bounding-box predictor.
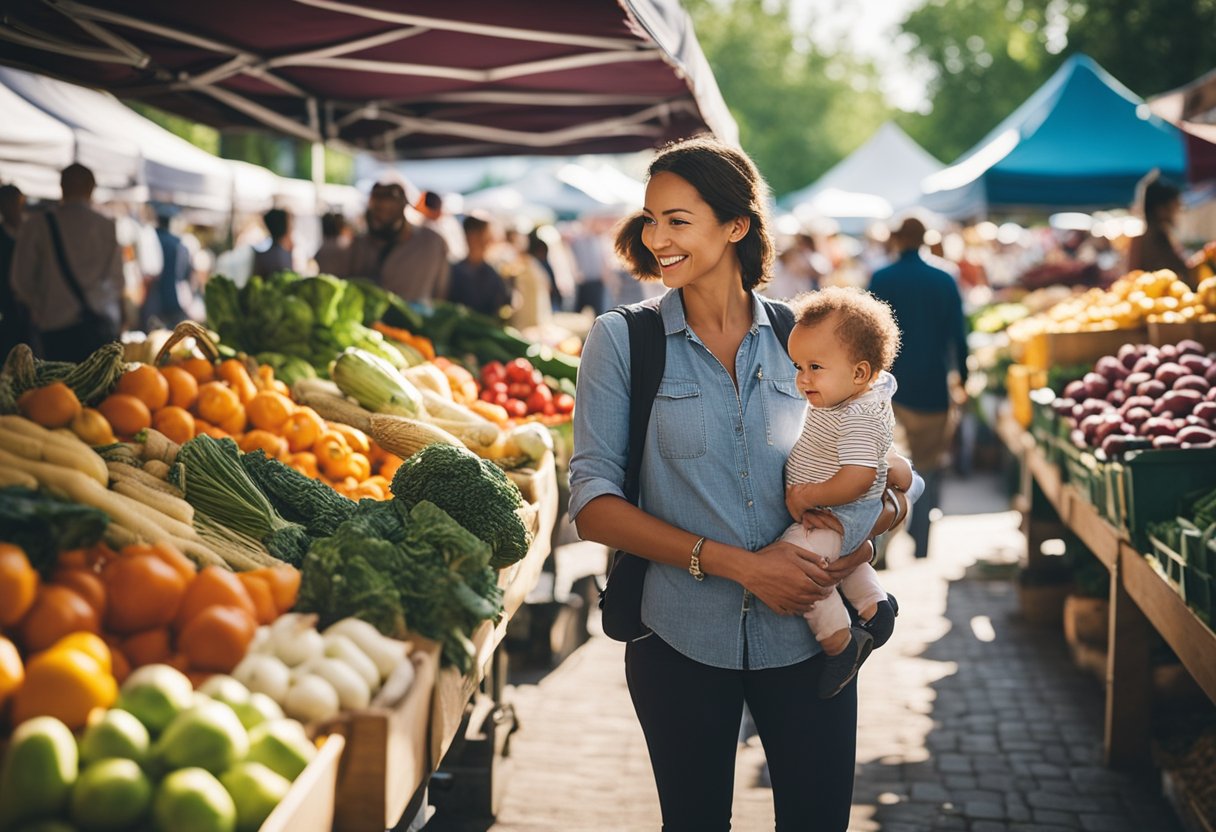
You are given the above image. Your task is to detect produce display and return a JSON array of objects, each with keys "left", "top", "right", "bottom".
[{"left": 1050, "top": 339, "right": 1216, "bottom": 457}]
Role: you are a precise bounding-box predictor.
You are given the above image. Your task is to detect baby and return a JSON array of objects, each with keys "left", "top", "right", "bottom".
[{"left": 783, "top": 286, "right": 911, "bottom": 699}]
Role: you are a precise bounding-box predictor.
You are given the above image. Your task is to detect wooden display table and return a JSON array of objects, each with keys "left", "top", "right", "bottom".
[
  {"left": 331, "top": 451, "right": 559, "bottom": 832},
  {"left": 1000, "top": 415, "right": 1216, "bottom": 770}
]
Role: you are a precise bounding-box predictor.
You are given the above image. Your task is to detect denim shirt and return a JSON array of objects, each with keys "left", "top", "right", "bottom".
[{"left": 569, "top": 289, "right": 818, "bottom": 670}]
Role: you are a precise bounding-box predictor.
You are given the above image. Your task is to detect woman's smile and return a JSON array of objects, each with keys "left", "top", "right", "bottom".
[{"left": 658, "top": 254, "right": 688, "bottom": 270}]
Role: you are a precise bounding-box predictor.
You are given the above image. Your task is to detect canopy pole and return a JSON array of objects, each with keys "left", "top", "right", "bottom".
[{"left": 311, "top": 141, "right": 325, "bottom": 215}]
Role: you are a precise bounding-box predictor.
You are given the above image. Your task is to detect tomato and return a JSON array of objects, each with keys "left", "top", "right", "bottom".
[
  {"left": 508, "top": 382, "right": 533, "bottom": 399},
  {"left": 490, "top": 381, "right": 509, "bottom": 397},
  {"left": 480, "top": 361, "right": 506, "bottom": 385},
  {"left": 505, "top": 358, "right": 535, "bottom": 384},
  {"left": 553, "top": 393, "right": 575, "bottom": 414},
  {"left": 530, "top": 369, "right": 545, "bottom": 386},
  {"left": 505, "top": 398, "right": 528, "bottom": 418},
  {"left": 543, "top": 401, "right": 557, "bottom": 416},
  {"left": 525, "top": 390, "right": 549, "bottom": 413}
]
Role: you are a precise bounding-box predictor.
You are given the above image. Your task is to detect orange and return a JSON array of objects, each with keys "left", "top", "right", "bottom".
[
  {"left": 239, "top": 429, "right": 288, "bottom": 460},
  {"left": 180, "top": 357, "right": 216, "bottom": 384},
  {"left": 121, "top": 627, "right": 173, "bottom": 668},
  {"left": 218, "top": 359, "right": 258, "bottom": 404},
  {"left": 174, "top": 566, "right": 256, "bottom": 631},
  {"left": 247, "top": 390, "right": 295, "bottom": 432},
  {"left": 177, "top": 605, "right": 257, "bottom": 673},
  {"left": 194, "top": 419, "right": 229, "bottom": 440},
  {"left": 50, "top": 632, "right": 112, "bottom": 675},
  {"left": 52, "top": 568, "right": 106, "bottom": 621},
  {"left": 196, "top": 381, "right": 240, "bottom": 424},
  {"left": 0, "top": 636, "right": 22, "bottom": 706},
  {"left": 242, "top": 565, "right": 299, "bottom": 614},
  {"left": 11, "top": 642, "right": 117, "bottom": 729},
  {"left": 219, "top": 402, "right": 248, "bottom": 436},
  {"left": 117, "top": 364, "right": 171, "bottom": 411},
  {"left": 18, "top": 381, "right": 81, "bottom": 428},
  {"left": 160, "top": 365, "right": 200, "bottom": 410},
  {"left": 282, "top": 407, "right": 325, "bottom": 453},
  {"left": 110, "top": 647, "right": 131, "bottom": 683},
  {"left": 19, "top": 585, "right": 100, "bottom": 652},
  {"left": 123, "top": 541, "right": 196, "bottom": 583},
  {"left": 379, "top": 454, "right": 404, "bottom": 481},
  {"left": 287, "top": 451, "right": 319, "bottom": 479},
  {"left": 0, "top": 543, "right": 40, "bottom": 627},
  {"left": 237, "top": 573, "right": 277, "bottom": 625},
  {"left": 98, "top": 393, "right": 152, "bottom": 437},
  {"left": 152, "top": 405, "right": 196, "bottom": 445},
  {"left": 103, "top": 553, "right": 188, "bottom": 634}
]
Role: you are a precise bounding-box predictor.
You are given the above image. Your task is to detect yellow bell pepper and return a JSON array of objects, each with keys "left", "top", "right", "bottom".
[{"left": 10, "top": 635, "right": 117, "bottom": 729}]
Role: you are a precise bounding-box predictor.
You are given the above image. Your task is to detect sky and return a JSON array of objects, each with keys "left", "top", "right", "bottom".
[{"left": 791, "top": 0, "right": 931, "bottom": 111}]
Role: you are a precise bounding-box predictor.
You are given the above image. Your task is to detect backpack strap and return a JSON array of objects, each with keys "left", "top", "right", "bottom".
[
  {"left": 607, "top": 296, "right": 665, "bottom": 505},
  {"left": 759, "top": 295, "right": 795, "bottom": 354}
]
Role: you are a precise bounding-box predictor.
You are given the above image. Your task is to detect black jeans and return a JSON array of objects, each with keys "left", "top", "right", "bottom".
[{"left": 626, "top": 633, "right": 858, "bottom": 832}]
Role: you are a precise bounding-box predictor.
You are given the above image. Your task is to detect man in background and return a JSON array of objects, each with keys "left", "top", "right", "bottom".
[
  {"left": 869, "top": 216, "right": 970, "bottom": 560},
  {"left": 342, "top": 181, "right": 449, "bottom": 302},
  {"left": 447, "top": 213, "right": 511, "bottom": 317},
  {"left": 252, "top": 207, "right": 293, "bottom": 277},
  {"left": 141, "top": 206, "right": 193, "bottom": 329},
  {"left": 314, "top": 212, "right": 352, "bottom": 276},
  {"left": 11, "top": 164, "right": 123, "bottom": 361},
  {"left": 0, "top": 184, "right": 31, "bottom": 355}
]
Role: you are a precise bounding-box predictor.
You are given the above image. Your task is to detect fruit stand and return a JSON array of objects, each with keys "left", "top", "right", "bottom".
[
  {"left": 989, "top": 268, "right": 1216, "bottom": 789},
  {"left": 0, "top": 271, "right": 570, "bottom": 832}
]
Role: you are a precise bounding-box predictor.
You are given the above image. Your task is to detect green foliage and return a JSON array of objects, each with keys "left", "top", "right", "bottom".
[
  {"left": 389, "top": 444, "right": 531, "bottom": 569},
  {"left": 683, "top": 0, "right": 893, "bottom": 196},
  {"left": 127, "top": 102, "right": 220, "bottom": 155},
  {"left": 239, "top": 450, "right": 356, "bottom": 537},
  {"left": 0, "top": 487, "right": 109, "bottom": 577}
]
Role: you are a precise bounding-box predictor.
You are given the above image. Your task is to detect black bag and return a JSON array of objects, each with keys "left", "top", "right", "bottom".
[
  {"left": 598, "top": 295, "right": 795, "bottom": 642},
  {"left": 40, "top": 212, "right": 119, "bottom": 361}
]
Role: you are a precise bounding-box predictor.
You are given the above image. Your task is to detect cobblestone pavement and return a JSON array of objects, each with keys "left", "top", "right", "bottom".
[{"left": 465, "top": 477, "right": 1182, "bottom": 832}]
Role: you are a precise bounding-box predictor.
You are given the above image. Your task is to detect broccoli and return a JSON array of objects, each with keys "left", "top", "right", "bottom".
[{"left": 389, "top": 444, "right": 532, "bottom": 568}]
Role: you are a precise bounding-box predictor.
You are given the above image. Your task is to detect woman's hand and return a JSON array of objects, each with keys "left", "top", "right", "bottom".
[{"left": 744, "top": 540, "right": 837, "bottom": 616}]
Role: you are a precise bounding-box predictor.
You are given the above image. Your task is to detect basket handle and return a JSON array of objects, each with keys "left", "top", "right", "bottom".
[{"left": 153, "top": 321, "right": 221, "bottom": 367}]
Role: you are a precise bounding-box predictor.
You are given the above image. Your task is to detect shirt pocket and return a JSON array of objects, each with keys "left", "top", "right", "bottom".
[
  {"left": 761, "top": 376, "right": 806, "bottom": 446},
  {"left": 654, "top": 380, "right": 707, "bottom": 459}
]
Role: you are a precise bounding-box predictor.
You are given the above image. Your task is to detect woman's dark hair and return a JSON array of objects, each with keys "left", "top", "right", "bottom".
[
  {"left": 614, "top": 136, "right": 774, "bottom": 291},
  {"left": 1142, "top": 175, "right": 1181, "bottom": 224}
]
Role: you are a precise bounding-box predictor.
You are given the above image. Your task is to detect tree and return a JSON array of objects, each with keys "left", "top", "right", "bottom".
[{"left": 683, "top": 0, "right": 892, "bottom": 197}]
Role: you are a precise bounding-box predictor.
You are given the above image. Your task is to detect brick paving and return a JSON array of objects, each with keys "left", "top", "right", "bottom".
[{"left": 457, "top": 475, "right": 1182, "bottom": 831}]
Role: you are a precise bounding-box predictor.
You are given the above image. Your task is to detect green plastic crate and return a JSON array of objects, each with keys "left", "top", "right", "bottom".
[
  {"left": 1118, "top": 448, "right": 1216, "bottom": 551},
  {"left": 1030, "top": 388, "right": 1057, "bottom": 448},
  {"left": 1184, "top": 565, "right": 1211, "bottom": 621},
  {"left": 1148, "top": 534, "right": 1186, "bottom": 597},
  {"left": 1065, "top": 449, "right": 1107, "bottom": 509}
]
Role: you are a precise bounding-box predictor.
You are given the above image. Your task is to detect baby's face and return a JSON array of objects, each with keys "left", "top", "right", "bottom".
[{"left": 787, "top": 318, "right": 870, "bottom": 408}]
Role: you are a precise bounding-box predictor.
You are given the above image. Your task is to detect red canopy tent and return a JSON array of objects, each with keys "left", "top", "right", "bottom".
[
  {"left": 1149, "top": 68, "right": 1216, "bottom": 184},
  {"left": 0, "top": 0, "right": 736, "bottom": 158}
]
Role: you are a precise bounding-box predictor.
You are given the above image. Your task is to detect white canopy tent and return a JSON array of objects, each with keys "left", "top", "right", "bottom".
[
  {"left": 0, "top": 82, "right": 75, "bottom": 198},
  {"left": 781, "top": 123, "right": 943, "bottom": 233},
  {"left": 0, "top": 66, "right": 232, "bottom": 210},
  {"left": 462, "top": 159, "right": 644, "bottom": 220}
]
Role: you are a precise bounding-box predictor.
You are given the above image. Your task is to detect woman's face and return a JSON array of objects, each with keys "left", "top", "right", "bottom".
[{"left": 640, "top": 172, "right": 747, "bottom": 290}]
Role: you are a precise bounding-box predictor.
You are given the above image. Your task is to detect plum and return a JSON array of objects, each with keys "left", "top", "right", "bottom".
[
  {"left": 1132, "top": 355, "right": 1161, "bottom": 376},
  {"left": 1123, "top": 407, "right": 1152, "bottom": 427},
  {"left": 1118, "top": 394, "right": 1154, "bottom": 415},
  {"left": 1141, "top": 416, "right": 1176, "bottom": 437},
  {"left": 1138, "top": 379, "right": 1167, "bottom": 399},
  {"left": 1193, "top": 401, "right": 1216, "bottom": 424},
  {"left": 1174, "top": 375, "right": 1210, "bottom": 395},
  {"left": 1205, "top": 363, "right": 1216, "bottom": 386},
  {"left": 1107, "top": 389, "right": 1127, "bottom": 407},
  {"left": 1117, "top": 343, "right": 1142, "bottom": 370},
  {"left": 1155, "top": 362, "right": 1187, "bottom": 387},
  {"left": 1052, "top": 397, "right": 1077, "bottom": 416},
  {"left": 1208, "top": 386, "right": 1216, "bottom": 403},
  {"left": 1176, "top": 339, "right": 1205, "bottom": 357},
  {"left": 1153, "top": 435, "right": 1182, "bottom": 449},
  {"left": 1123, "top": 371, "right": 1152, "bottom": 391},
  {"left": 1063, "top": 379, "right": 1087, "bottom": 401},
  {"left": 1178, "top": 354, "right": 1210, "bottom": 376},
  {"left": 1095, "top": 355, "right": 1130, "bottom": 382}
]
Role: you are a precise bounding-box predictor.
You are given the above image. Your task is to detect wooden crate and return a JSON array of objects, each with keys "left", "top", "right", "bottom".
[
  {"left": 260, "top": 733, "right": 346, "bottom": 832},
  {"left": 1148, "top": 319, "right": 1216, "bottom": 351},
  {"left": 1021, "top": 327, "right": 1147, "bottom": 372},
  {"left": 331, "top": 643, "right": 441, "bottom": 832}
]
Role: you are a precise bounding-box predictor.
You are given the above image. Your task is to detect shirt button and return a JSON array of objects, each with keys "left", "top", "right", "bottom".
[
  {"left": 741, "top": 471, "right": 748, "bottom": 478},
  {"left": 747, "top": 500, "right": 754, "bottom": 507}
]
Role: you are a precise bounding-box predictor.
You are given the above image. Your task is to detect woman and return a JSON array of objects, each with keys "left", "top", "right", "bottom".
[
  {"left": 568, "top": 137, "right": 915, "bottom": 831},
  {"left": 1127, "top": 173, "right": 1193, "bottom": 287}
]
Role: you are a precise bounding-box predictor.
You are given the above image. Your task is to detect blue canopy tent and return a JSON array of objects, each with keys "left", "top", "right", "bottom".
[{"left": 920, "top": 55, "right": 1187, "bottom": 219}]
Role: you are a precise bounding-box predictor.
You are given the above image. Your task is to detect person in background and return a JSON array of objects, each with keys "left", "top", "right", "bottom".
[
  {"left": 11, "top": 164, "right": 123, "bottom": 361},
  {"left": 314, "top": 212, "right": 352, "bottom": 276},
  {"left": 1127, "top": 172, "right": 1193, "bottom": 287},
  {"left": 252, "top": 208, "right": 293, "bottom": 277},
  {"left": 141, "top": 207, "right": 193, "bottom": 329},
  {"left": 868, "top": 216, "right": 969, "bottom": 559},
  {"left": 342, "top": 181, "right": 449, "bottom": 302},
  {"left": 0, "top": 184, "right": 31, "bottom": 355},
  {"left": 567, "top": 220, "right": 614, "bottom": 315},
  {"left": 447, "top": 213, "right": 511, "bottom": 317},
  {"left": 505, "top": 228, "right": 552, "bottom": 331}
]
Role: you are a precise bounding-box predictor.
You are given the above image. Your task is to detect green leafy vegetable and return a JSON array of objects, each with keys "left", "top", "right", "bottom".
[
  {"left": 239, "top": 450, "right": 355, "bottom": 537},
  {"left": 0, "top": 486, "right": 109, "bottom": 576}
]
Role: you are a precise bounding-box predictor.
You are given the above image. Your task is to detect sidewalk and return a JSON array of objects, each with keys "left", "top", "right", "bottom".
[{"left": 475, "top": 473, "right": 1181, "bottom": 831}]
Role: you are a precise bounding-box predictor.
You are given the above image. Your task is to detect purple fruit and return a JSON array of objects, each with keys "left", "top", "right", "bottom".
[
  {"left": 1138, "top": 379, "right": 1167, "bottom": 399},
  {"left": 1161, "top": 389, "right": 1203, "bottom": 416},
  {"left": 1070, "top": 429, "right": 1087, "bottom": 449},
  {"left": 1063, "top": 379, "right": 1087, "bottom": 400},
  {"left": 1174, "top": 375, "right": 1210, "bottom": 394},
  {"left": 1133, "top": 355, "right": 1161, "bottom": 375},
  {"left": 1193, "top": 401, "right": 1216, "bottom": 424},
  {"left": 1118, "top": 343, "right": 1141, "bottom": 369},
  {"left": 1179, "top": 354, "right": 1210, "bottom": 376},
  {"left": 1119, "top": 395, "right": 1154, "bottom": 415},
  {"left": 1208, "top": 387, "right": 1216, "bottom": 403},
  {"left": 1124, "top": 407, "right": 1152, "bottom": 427},
  {"left": 1178, "top": 425, "right": 1216, "bottom": 445},
  {"left": 1176, "top": 339, "right": 1205, "bottom": 357},
  {"left": 1107, "top": 389, "right": 1127, "bottom": 407},
  {"left": 1141, "top": 416, "right": 1176, "bottom": 437},
  {"left": 1096, "top": 355, "right": 1130, "bottom": 382},
  {"left": 1153, "top": 435, "right": 1182, "bottom": 449},
  {"left": 1205, "top": 363, "right": 1216, "bottom": 386},
  {"left": 1155, "top": 362, "right": 1187, "bottom": 387},
  {"left": 1052, "top": 397, "right": 1076, "bottom": 416},
  {"left": 1093, "top": 416, "right": 1126, "bottom": 444},
  {"left": 1124, "top": 371, "right": 1152, "bottom": 391}
]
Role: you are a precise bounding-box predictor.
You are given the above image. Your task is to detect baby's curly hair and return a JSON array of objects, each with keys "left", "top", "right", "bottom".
[{"left": 793, "top": 286, "right": 901, "bottom": 375}]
